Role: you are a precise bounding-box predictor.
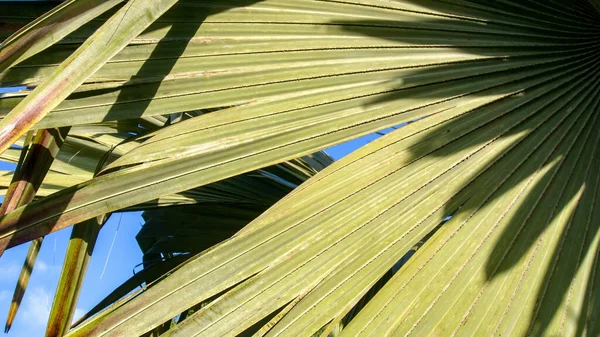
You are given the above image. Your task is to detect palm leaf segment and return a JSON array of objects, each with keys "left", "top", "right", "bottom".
[{"left": 0, "top": 0, "right": 599, "bottom": 336}]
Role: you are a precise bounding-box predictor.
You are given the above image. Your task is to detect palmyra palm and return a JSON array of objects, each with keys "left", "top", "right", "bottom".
[{"left": 0, "top": 0, "right": 598, "bottom": 336}]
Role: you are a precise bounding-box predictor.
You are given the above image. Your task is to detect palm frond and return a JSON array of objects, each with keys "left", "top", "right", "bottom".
[{"left": 0, "top": 1, "right": 598, "bottom": 336}]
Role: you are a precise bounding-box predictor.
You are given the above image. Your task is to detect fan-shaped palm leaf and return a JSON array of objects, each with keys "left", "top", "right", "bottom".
[{"left": 0, "top": 0, "right": 598, "bottom": 336}]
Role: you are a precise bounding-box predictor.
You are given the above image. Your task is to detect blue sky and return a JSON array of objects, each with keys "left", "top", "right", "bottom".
[{"left": 0, "top": 82, "right": 383, "bottom": 336}]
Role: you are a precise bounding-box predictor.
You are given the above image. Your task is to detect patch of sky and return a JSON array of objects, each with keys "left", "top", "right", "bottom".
[{"left": 0, "top": 87, "right": 27, "bottom": 94}]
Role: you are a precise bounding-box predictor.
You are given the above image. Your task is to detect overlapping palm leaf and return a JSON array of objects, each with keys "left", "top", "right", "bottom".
[{"left": 0, "top": 0, "right": 598, "bottom": 336}]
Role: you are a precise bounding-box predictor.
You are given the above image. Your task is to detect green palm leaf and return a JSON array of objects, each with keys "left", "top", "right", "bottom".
[{"left": 0, "top": 0, "right": 598, "bottom": 336}]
